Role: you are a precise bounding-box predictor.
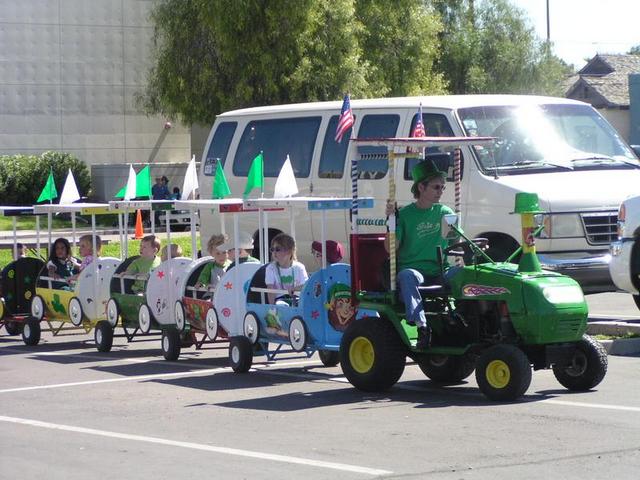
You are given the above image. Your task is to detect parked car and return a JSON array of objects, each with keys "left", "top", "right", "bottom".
[{"left": 610, "top": 194, "right": 640, "bottom": 310}]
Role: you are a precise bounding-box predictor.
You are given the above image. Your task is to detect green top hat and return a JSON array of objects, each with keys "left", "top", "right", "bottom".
[
  {"left": 328, "top": 282, "right": 351, "bottom": 301},
  {"left": 513, "top": 192, "right": 545, "bottom": 214},
  {"left": 411, "top": 160, "right": 446, "bottom": 195}
]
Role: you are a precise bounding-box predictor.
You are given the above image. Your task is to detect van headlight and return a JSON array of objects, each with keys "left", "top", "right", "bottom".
[
  {"left": 617, "top": 203, "right": 626, "bottom": 239},
  {"left": 541, "top": 214, "right": 583, "bottom": 239},
  {"left": 542, "top": 285, "right": 585, "bottom": 304}
]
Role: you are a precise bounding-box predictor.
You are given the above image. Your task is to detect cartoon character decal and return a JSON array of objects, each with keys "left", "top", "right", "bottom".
[
  {"left": 326, "top": 283, "right": 356, "bottom": 332},
  {"left": 265, "top": 308, "right": 288, "bottom": 338}
]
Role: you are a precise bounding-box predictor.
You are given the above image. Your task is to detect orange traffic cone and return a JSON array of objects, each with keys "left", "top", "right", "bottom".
[{"left": 134, "top": 209, "right": 144, "bottom": 240}]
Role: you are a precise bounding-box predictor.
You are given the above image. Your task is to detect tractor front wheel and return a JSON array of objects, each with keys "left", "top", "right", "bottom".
[{"left": 553, "top": 335, "right": 608, "bottom": 391}]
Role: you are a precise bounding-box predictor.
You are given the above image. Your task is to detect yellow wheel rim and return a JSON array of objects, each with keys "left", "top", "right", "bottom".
[
  {"left": 349, "top": 336, "right": 374, "bottom": 374},
  {"left": 0, "top": 299, "right": 5, "bottom": 319},
  {"left": 486, "top": 360, "right": 511, "bottom": 389}
]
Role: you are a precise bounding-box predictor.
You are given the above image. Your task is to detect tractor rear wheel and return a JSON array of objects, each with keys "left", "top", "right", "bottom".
[
  {"left": 476, "top": 344, "right": 531, "bottom": 401},
  {"left": 340, "top": 316, "right": 406, "bottom": 392}
]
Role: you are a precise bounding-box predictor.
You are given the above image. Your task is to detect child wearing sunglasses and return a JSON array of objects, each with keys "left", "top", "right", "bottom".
[{"left": 265, "top": 233, "right": 308, "bottom": 305}]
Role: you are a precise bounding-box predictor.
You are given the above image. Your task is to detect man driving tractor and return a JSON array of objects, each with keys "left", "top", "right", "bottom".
[{"left": 386, "top": 160, "right": 460, "bottom": 349}]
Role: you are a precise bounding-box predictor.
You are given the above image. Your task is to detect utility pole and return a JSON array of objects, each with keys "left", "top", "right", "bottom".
[{"left": 546, "top": 0, "right": 550, "bottom": 42}]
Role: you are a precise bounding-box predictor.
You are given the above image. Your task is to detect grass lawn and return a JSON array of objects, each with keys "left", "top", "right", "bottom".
[
  {"left": 0, "top": 236, "right": 200, "bottom": 270},
  {"left": 0, "top": 214, "right": 119, "bottom": 231}
]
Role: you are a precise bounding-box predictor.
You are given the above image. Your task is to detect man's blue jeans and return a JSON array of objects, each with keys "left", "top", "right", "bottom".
[{"left": 397, "top": 267, "right": 460, "bottom": 328}]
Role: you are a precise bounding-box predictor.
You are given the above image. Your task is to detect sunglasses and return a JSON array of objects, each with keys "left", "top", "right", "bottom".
[
  {"left": 311, "top": 250, "right": 322, "bottom": 258},
  {"left": 430, "top": 184, "right": 446, "bottom": 191},
  {"left": 270, "top": 246, "right": 287, "bottom": 253}
]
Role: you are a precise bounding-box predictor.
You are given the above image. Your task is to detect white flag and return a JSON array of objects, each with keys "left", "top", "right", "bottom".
[
  {"left": 273, "top": 155, "right": 298, "bottom": 198},
  {"left": 59, "top": 169, "right": 81, "bottom": 204},
  {"left": 181, "top": 155, "right": 199, "bottom": 200},
  {"left": 124, "top": 165, "right": 137, "bottom": 201}
]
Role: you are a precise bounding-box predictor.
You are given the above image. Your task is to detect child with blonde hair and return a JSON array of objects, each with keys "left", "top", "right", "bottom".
[
  {"left": 265, "top": 233, "right": 308, "bottom": 305},
  {"left": 160, "top": 243, "right": 183, "bottom": 262},
  {"left": 69, "top": 234, "right": 102, "bottom": 283},
  {"left": 196, "top": 234, "right": 231, "bottom": 294}
]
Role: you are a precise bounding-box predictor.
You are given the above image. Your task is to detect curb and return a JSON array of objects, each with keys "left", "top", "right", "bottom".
[{"left": 598, "top": 338, "right": 640, "bottom": 356}]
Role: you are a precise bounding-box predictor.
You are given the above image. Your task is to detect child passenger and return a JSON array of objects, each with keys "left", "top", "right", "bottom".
[
  {"left": 126, "top": 235, "right": 161, "bottom": 293},
  {"left": 196, "top": 234, "right": 231, "bottom": 294},
  {"left": 160, "top": 243, "right": 183, "bottom": 261},
  {"left": 46, "top": 238, "right": 79, "bottom": 289},
  {"left": 69, "top": 234, "right": 102, "bottom": 283},
  {"left": 311, "top": 240, "right": 345, "bottom": 269},
  {"left": 265, "top": 233, "right": 308, "bottom": 305},
  {"left": 15, "top": 242, "right": 28, "bottom": 260},
  {"left": 220, "top": 232, "right": 259, "bottom": 270}
]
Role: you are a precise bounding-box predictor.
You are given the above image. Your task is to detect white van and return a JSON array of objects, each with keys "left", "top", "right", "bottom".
[{"left": 198, "top": 95, "right": 640, "bottom": 294}]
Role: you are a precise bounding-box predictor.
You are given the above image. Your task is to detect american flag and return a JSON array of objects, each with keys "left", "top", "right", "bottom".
[
  {"left": 335, "top": 94, "right": 354, "bottom": 143},
  {"left": 412, "top": 103, "right": 426, "bottom": 138}
]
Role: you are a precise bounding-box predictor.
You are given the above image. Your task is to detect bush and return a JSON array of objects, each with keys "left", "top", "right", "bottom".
[{"left": 0, "top": 152, "right": 91, "bottom": 205}]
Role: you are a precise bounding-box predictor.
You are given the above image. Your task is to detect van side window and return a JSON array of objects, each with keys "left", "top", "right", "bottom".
[
  {"left": 318, "top": 115, "right": 356, "bottom": 179},
  {"left": 233, "top": 117, "right": 321, "bottom": 177},
  {"left": 206, "top": 122, "right": 237, "bottom": 168},
  {"left": 356, "top": 114, "right": 400, "bottom": 179},
  {"left": 404, "top": 113, "right": 458, "bottom": 181}
]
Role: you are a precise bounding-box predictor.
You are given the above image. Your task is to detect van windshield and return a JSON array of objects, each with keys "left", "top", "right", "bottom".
[{"left": 458, "top": 104, "right": 639, "bottom": 174}]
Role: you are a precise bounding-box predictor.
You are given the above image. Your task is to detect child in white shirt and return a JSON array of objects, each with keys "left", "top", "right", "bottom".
[{"left": 265, "top": 233, "right": 308, "bottom": 305}]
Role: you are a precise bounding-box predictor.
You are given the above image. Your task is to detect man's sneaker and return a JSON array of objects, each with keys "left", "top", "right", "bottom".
[{"left": 416, "top": 326, "right": 431, "bottom": 349}]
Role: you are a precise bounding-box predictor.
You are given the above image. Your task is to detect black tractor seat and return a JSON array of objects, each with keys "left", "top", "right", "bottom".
[{"left": 418, "top": 284, "right": 451, "bottom": 297}]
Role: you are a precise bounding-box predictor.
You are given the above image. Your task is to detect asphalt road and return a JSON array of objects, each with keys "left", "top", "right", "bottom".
[{"left": 1, "top": 292, "right": 639, "bottom": 480}]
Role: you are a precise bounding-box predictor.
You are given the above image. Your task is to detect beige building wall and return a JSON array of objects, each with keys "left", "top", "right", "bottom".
[
  {"left": 599, "top": 109, "right": 630, "bottom": 142},
  {"left": 0, "top": 0, "right": 190, "bottom": 166}
]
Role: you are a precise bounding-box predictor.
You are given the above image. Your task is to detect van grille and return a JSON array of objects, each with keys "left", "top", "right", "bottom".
[{"left": 580, "top": 211, "right": 617, "bottom": 245}]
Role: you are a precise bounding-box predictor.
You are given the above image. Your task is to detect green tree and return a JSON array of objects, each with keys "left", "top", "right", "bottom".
[
  {"left": 629, "top": 44, "right": 640, "bottom": 55},
  {"left": 140, "top": 0, "right": 446, "bottom": 125},
  {"left": 432, "top": 0, "right": 571, "bottom": 95},
  {"left": 355, "top": 0, "right": 446, "bottom": 96},
  {"left": 141, "top": 0, "right": 369, "bottom": 125}
]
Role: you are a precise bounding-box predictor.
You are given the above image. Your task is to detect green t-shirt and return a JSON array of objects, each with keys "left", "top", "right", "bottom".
[
  {"left": 127, "top": 255, "right": 161, "bottom": 293},
  {"left": 396, "top": 202, "right": 454, "bottom": 276},
  {"left": 197, "top": 259, "right": 232, "bottom": 288}
]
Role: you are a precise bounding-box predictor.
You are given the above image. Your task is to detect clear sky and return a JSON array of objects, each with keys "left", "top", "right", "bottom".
[{"left": 511, "top": 0, "right": 640, "bottom": 68}]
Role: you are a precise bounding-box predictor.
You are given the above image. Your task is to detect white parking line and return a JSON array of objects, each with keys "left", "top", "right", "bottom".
[
  {"left": 0, "top": 359, "right": 320, "bottom": 394},
  {"left": 589, "top": 314, "right": 640, "bottom": 320},
  {"left": 541, "top": 399, "right": 640, "bottom": 412},
  {"left": 0, "top": 415, "right": 391, "bottom": 476}
]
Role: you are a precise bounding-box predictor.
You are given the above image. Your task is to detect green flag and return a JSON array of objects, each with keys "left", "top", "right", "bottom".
[
  {"left": 37, "top": 169, "right": 58, "bottom": 203},
  {"left": 243, "top": 152, "right": 264, "bottom": 198},
  {"left": 115, "top": 165, "right": 152, "bottom": 199},
  {"left": 212, "top": 161, "right": 231, "bottom": 199},
  {"left": 136, "top": 165, "right": 151, "bottom": 199}
]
